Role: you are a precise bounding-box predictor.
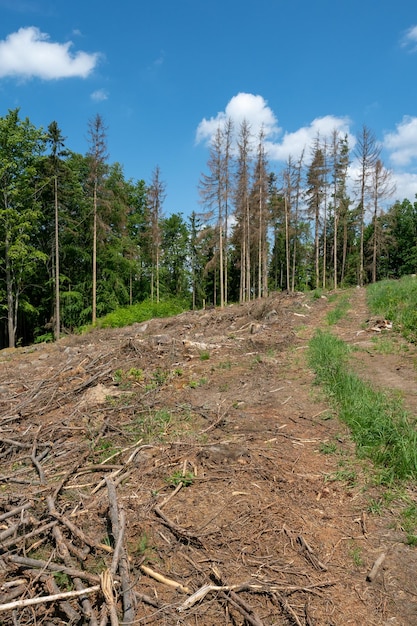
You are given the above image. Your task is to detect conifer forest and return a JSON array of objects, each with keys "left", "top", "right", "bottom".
[{"left": 1, "top": 108, "right": 416, "bottom": 349}]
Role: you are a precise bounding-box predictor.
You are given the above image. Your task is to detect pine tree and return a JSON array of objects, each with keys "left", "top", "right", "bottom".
[
  {"left": 147, "top": 166, "right": 166, "bottom": 302},
  {"left": 306, "top": 137, "right": 326, "bottom": 289},
  {"left": 87, "top": 113, "right": 108, "bottom": 323},
  {"left": 354, "top": 126, "right": 380, "bottom": 286},
  {"left": 0, "top": 109, "right": 46, "bottom": 347},
  {"left": 234, "top": 120, "right": 253, "bottom": 302},
  {"left": 46, "top": 121, "right": 68, "bottom": 340}
]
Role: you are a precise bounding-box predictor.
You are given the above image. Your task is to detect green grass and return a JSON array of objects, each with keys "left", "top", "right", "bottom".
[
  {"left": 308, "top": 329, "right": 417, "bottom": 483},
  {"left": 326, "top": 293, "right": 351, "bottom": 326},
  {"left": 92, "top": 297, "right": 189, "bottom": 330},
  {"left": 367, "top": 276, "right": 417, "bottom": 343}
]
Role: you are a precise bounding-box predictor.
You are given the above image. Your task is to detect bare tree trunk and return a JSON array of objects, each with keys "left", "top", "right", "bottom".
[
  {"left": 219, "top": 211, "right": 224, "bottom": 308},
  {"left": 92, "top": 181, "right": 97, "bottom": 324},
  {"left": 54, "top": 175, "right": 60, "bottom": 339},
  {"left": 285, "top": 195, "right": 290, "bottom": 291},
  {"left": 5, "top": 237, "right": 16, "bottom": 349}
]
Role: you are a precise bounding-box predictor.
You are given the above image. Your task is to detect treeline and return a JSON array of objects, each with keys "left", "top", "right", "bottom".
[{"left": 0, "top": 109, "right": 416, "bottom": 348}]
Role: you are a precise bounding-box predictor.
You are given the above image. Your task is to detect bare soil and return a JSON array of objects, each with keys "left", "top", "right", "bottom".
[{"left": 1, "top": 287, "right": 417, "bottom": 625}]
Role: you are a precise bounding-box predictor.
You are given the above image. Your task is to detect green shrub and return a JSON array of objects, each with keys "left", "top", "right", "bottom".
[{"left": 94, "top": 297, "right": 189, "bottom": 330}]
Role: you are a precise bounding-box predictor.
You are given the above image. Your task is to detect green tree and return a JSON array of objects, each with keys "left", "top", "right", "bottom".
[
  {"left": 189, "top": 211, "right": 207, "bottom": 308},
  {"left": 146, "top": 166, "right": 166, "bottom": 302},
  {"left": 329, "top": 132, "right": 350, "bottom": 289},
  {"left": 0, "top": 109, "right": 46, "bottom": 347},
  {"left": 46, "top": 121, "right": 68, "bottom": 340},
  {"left": 383, "top": 198, "right": 417, "bottom": 277},
  {"left": 306, "top": 138, "right": 326, "bottom": 289},
  {"left": 161, "top": 213, "right": 189, "bottom": 298},
  {"left": 87, "top": 113, "right": 108, "bottom": 323}
]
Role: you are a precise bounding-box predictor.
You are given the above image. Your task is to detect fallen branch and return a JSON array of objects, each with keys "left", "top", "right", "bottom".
[
  {"left": 0, "top": 501, "right": 33, "bottom": 522},
  {"left": 366, "top": 553, "right": 386, "bottom": 583},
  {"left": 210, "top": 567, "right": 264, "bottom": 626},
  {"left": 220, "top": 590, "right": 264, "bottom": 626},
  {"left": 49, "top": 509, "right": 112, "bottom": 553},
  {"left": 296, "top": 534, "right": 328, "bottom": 571},
  {"left": 273, "top": 591, "right": 303, "bottom": 626},
  {"left": 106, "top": 477, "right": 135, "bottom": 624},
  {"left": 140, "top": 564, "right": 190, "bottom": 594},
  {"left": 46, "top": 495, "right": 98, "bottom": 624},
  {"left": 154, "top": 505, "right": 203, "bottom": 546},
  {"left": 44, "top": 574, "right": 82, "bottom": 623},
  {"left": 0, "top": 520, "right": 58, "bottom": 550},
  {"left": 6, "top": 555, "right": 100, "bottom": 584},
  {"left": 0, "top": 585, "right": 100, "bottom": 613},
  {"left": 100, "top": 569, "right": 118, "bottom": 626}
]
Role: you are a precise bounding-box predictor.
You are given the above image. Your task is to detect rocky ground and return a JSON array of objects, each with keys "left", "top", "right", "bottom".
[{"left": 0, "top": 287, "right": 417, "bottom": 625}]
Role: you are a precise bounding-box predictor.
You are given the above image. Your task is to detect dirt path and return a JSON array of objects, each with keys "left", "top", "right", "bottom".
[{"left": 0, "top": 288, "right": 416, "bottom": 624}]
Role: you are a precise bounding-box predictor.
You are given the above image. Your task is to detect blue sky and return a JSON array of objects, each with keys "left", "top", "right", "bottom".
[{"left": 1, "top": 0, "right": 417, "bottom": 218}]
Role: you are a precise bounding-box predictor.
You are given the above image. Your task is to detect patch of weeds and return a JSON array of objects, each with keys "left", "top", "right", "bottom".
[
  {"left": 154, "top": 409, "right": 171, "bottom": 426},
  {"left": 166, "top": 470, "right": 195, "bottom": 487},
  {"left": 132, "top": 532, "right": 155, "bottom": 560},
  {"left": 174, "top": 368, "right": 183, "bottom": 376},
  {"left": 319, "top": 411, "right": 334, "bottom": 421},
  {"left": 95, "top": 439, "right": 118, "bottom": 462},
  {"left": 251, "top": 354, "right": 263, "bottom": 366},
  {"left": 128, "top": 367, "right": 144, "bottom": 381},
  {"left": 326, "top": 294, "right": 350, "bottom": 325},
  {"left": 349, "top": 543, "right": 364, "bottom": 567},
  {"left": 151, "top": 368, "right": 169, "bottom": 386},
  {"left": 188, "top": 378, "right": 207, "bottom": 388},
  {"left": 53, "top": 572, "right": 73, "bottom": 590},
  {"left": 105, "top": 393, "right": 132, "bottom": 407},
  {"left": 199, "top": 350, "right": 210, "bottom": 361},
  {"left": 218, "top": 361, "right": 232, "bottom": 370},
  {"left": 401, "top": 503, "right": 417, "bottom": 545},
  {"left": 113, "top": 368, "right": 124, "bottom": 384},
  {"left": 325, "top": 468, "right": 357, "bottom": 485},
  {"left": 319, "top": 441, "right": 338, "bottom": 455},
  {"left": 124, "top": 406, "right": 194, "bottom": 444},
  {"left": 312, "top": 288, "right": 323, "bottom": 300},
  {"left": 112, "top": 367, "right": 143, "bottom": 389},
  {"left": 367, "top": 498, "right": 383, "bottom": 515},
  {"left": 219, "top": 383, "right": 229, "bottom": 392}
]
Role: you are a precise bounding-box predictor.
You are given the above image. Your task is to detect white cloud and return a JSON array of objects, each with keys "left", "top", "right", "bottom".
[
  {"left": 196, "top": 92, "right": 281, "bottom": 146},
  {"left": 402, "top": 25, "right": 417, "bottom": 51},
  {"left": 391, "top": 171, "right": 417, "bottom": 202},
  {"left": 0, "top": 26, "right": 99, "bottom": 80},
  {"left": 267, "top": 115, "right": 354, "bottom": 162},
  {"left": 91, "top": 89, "right": 109, "bottom": 102},
  {"left": 196, "top": 94, "right": 353, "bottom": 165},
  {"left": 384, "top": 116, "right": 417, "bottom": 167}
]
